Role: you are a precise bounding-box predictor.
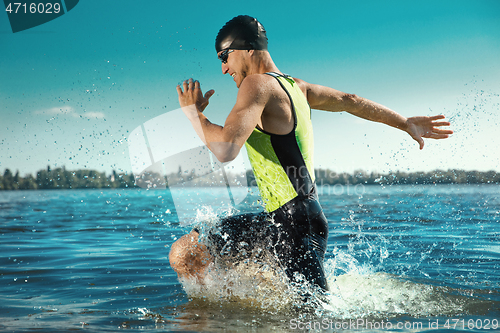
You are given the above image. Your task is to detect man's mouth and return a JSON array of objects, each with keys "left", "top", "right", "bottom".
[{"left": 231, "top": 73, "right": 236, "bottom": 78}]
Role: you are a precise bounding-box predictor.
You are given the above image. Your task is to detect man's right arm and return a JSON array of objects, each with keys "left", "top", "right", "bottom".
[
  {"left": 295, "top": 78, "right": 452, "bottom": 149},
  {"left": 177, "top": 75, "right": 269, "bottom": 162}
]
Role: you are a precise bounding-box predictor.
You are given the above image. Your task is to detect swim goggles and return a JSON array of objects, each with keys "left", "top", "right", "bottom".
[{"left": 218, "top": 49, "right": 234, "bottom": 64}]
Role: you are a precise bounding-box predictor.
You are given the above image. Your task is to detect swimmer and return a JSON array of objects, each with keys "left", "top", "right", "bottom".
[{"left": 169, "top": 15, "right": 453, "bottom": 290}]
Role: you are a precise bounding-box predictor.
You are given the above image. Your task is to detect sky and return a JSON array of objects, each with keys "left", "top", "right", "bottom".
[{"left": 1, "top": 0, "right": 499, "bottom": 177}]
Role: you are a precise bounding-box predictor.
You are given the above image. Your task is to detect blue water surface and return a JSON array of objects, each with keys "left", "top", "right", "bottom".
[{"left": 0, "top": 184, "right": 499, "bottom": 332}]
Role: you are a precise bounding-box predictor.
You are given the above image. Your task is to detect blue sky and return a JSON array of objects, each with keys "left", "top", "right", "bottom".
[{"left": 1, "top": 0, "right": 499, "bottom": 176}]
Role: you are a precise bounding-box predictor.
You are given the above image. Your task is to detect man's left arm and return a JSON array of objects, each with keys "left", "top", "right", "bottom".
[{"left": 296, "top": 79, "right": 453, "bottom": 149}]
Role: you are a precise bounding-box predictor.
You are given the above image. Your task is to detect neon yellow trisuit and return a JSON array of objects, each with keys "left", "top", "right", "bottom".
[{"left": 245, "top": 72, "right": 316, "bottom": 212}]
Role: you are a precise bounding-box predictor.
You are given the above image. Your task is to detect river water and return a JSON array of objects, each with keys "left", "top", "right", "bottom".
[{"left": 1, "top": 184, "right": 499, "bottom": 332}]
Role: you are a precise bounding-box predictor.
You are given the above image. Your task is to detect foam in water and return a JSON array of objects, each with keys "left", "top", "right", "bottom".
[
  {"left": 322, "top": 252, "right": 468, "bottom": 319},
  {"left": 178, "top": 206, "right": 297, "bottom": 312},
  {"left": 177, "top": 208, "right": 470, "bottom": 318}
]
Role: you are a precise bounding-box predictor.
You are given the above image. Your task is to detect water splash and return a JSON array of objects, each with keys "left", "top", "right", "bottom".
[
  {"left": 176, "top": 210, "right": 473, "bottom": 319},
  {"left": 322, "top": 253, "right": 469, "bottom": 319}
]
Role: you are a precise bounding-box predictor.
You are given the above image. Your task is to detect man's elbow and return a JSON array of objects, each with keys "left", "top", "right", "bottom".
[
  {"left": 341, "top": 93, "right": 360, "bottom": 104},
  {"left": 214, "top": 152, "right": 238, "bottom": 163},
  {"left": 339, "top": 93, "right": 364, "bottom": 112},
  {"left": 310, "top": 92, "right": 361, "bottom": 112},
  {"left": 210, "top": 142, "right": 241, "bottom": 163}
]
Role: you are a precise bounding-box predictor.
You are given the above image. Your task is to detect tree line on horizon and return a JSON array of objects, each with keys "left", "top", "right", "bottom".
[
  {"left": 312, "top": 168, "right": 500, "bottom": 185},
  {"left": 0, "top": 166, "right": 499, "bottom": 191},
  {"left": 0, "top": 167, "right": 136, "bottom": 190}
]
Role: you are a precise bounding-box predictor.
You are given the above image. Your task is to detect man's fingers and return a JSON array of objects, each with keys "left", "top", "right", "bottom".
[
  {"left": 429, "top": 133, "right": 451, "bottom": 140},
  {"left": 431, "top": 121, "right": 451, "bottom": 127},
  {"left": 204, "top": 89, "right": 215, "bottom": 100},
  {"left": 432, "top": 128, "right": 454, "bottom": 135},
  {"left": 178, "top": 79, "right": 198, "bottom": 95},
  {"left": 421, "top": 128, "right": 452, "bottom": 138},
  {"left": 429, "top": 115, "right": 446, "bottom": 121},
  {"left": 417, "top": 137, "right": 424, "bottom": 150},
  {"left": 181, "top": 78, "right": 201, "bottom": 91},
  {"left": 407, "top": 114, "right": 452, "bottom": 150}
]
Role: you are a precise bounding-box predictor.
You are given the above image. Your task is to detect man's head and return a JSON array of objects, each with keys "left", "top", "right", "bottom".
[
  {"left": 215, "top": 16, "right": 273, "bottom": 88},
  {"left": 215, "top": 15, "right": 268, "bottom": 53}
]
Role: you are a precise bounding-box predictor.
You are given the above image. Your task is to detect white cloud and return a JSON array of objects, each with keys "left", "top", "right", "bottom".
[
  {"left": 81, "top": 112, "right": 105, "bottom": 119},
  {"left": 36, "top": 106, "right": 75, "bottom": 116},
  {"left": 36, "top": 107, "right": 105, "bottom": 119}
]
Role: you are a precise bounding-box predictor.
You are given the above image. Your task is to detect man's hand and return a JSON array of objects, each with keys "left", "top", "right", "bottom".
[
  {"left": 176, "top": 78, "right": 215, "bottom": 118},
  {"left": 406, "top": 115, "right": 453, "bottom": 150}
]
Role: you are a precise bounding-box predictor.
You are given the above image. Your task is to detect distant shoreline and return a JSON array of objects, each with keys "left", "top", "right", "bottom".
[{"left": 1, "top": 167, "right": 499, "bottom": 190}]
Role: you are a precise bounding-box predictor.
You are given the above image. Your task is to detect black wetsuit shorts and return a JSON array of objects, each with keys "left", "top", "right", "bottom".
[{"left": 196, "top": 186, "right": 329, "bottom": 291}]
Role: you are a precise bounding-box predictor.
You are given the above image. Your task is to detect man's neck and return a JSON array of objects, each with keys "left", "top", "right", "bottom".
[{"left": 251, "top": 51, "right": 280, "bottom": 75}]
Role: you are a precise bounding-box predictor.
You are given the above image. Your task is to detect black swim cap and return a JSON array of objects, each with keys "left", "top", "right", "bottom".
[{"left": 215, "top": 15, "right": 268, "bottom": 53}]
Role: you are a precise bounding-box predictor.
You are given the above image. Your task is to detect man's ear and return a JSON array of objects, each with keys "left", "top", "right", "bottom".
[{"left": 247, "top": 49, "right": 254, "bottom": 56}]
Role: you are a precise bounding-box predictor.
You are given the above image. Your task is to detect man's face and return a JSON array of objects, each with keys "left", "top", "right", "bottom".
[{"left": 218, "top": 49, "right": 249, "bottom": 88}]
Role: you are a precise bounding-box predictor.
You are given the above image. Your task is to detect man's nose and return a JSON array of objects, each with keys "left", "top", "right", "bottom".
[{"left": 221, "top": 63, "right": 229, "bottom": 74}]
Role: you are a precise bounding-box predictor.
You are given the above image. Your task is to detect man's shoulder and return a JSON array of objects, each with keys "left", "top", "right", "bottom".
[
  {"left": 239, "top": 74, "right": 309, "bottom": 99},
  {"left": 245, "top": 73, "right": 305, "bottom": 84},
  {"left": 290, "top": 77, "right": 309, "bottom": 97},
  {"left": 242, "top": 73, "right": 276, "bottom": 85},
  {"left": 291, "top": 76, "right": 306, "bottom": 88},
  {"left": 238, "top": 74, "right": 278, "bottom": 95}
]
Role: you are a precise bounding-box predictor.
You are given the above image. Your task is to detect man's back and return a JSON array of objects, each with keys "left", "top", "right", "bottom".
[
  {"left": 246, "top": 72, "right": 316, "bottom": 212},
  {"left": 253, "top": 73, "right": 295, "bottom": 135}
]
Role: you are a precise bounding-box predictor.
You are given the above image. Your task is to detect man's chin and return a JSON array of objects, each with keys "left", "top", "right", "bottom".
[{"left": 235, "top": 76, "right": 244, "bottom": 88}]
